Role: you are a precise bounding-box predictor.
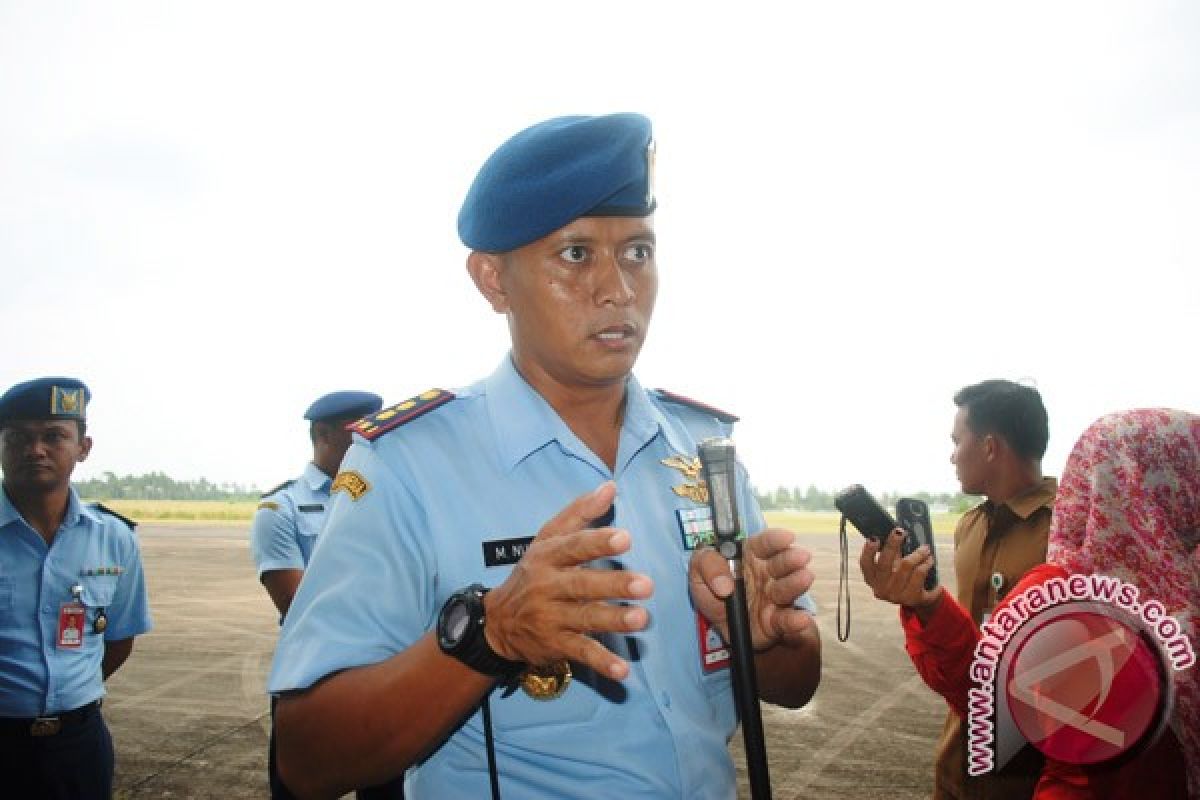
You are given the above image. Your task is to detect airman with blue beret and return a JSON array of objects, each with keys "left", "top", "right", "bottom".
[
  {"left": 249, "top": 389, "right": 404, "bottom": 799},
  {"left": 0, "top": 377, "right": 152, "bottom": 799},
  {"left": 270, "top": 114, "right": 822, "bottom": 799}
]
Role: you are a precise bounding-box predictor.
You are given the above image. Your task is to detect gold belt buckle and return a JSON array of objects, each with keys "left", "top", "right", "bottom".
[{"left": 30, "top": 717, "right": 62, "bottom": 737}]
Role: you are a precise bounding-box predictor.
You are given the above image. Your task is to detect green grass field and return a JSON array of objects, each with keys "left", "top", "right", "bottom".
[
  {"left": 765, "top": 510, "right": 961, "bottom": 536},
  {"left": 86, "top": 499, "right": 962, "bottom": 534},
  {"left": 86, "top": 498, "right": 259, "bottom": 525}
]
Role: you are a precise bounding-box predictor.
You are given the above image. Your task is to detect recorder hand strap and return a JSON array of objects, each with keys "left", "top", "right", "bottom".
[{"left": 836, "top": 514, "right": 851, "bottom": 642}]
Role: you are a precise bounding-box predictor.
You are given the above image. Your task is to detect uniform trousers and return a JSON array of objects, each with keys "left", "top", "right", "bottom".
[{"left": 0, "top": 701, "right": 113, "bottom": 800}]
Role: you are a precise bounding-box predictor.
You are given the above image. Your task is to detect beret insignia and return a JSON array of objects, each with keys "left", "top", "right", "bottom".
[
  {"left": 331, "top": 470, "right": 370, "bottom": 501},
  {"left": 348, "top": 389, "right": 455, "bottom": 441},
  {"left": 652, "top": 389, "right": 738, "bottom": 423}
]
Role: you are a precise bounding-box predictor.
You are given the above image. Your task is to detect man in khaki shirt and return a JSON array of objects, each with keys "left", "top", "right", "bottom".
[{"left": 861, "top": 379, "right": 1055, "bottom": 799}]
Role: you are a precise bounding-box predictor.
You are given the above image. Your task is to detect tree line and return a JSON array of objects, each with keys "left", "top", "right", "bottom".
[
  {"left": 73, "top": 471, "right": 262, "bottom": 502},
  {"left": 754, "top": 485, "right": 977, "bottom": 513},
  {"left": 74, "top": 471, "right": 977, "bottom": 512}
]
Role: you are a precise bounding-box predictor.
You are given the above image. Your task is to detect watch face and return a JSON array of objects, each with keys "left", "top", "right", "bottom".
[{"left": 441, "top": 597, "right": 471, "bottom": 647}]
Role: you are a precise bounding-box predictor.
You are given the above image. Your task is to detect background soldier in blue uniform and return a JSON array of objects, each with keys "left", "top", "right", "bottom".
[
  {"left": 271, "top": 114, "right": 823, "bottom": 798},
  {"left": 252, "top": 390, "right": 383, "bottom": 619},
  {"left": 0, "top": 377, "right": 152, "bottom": 799},
  {"left": 251, "top": 389, "right": 406, "bottom": 799}
]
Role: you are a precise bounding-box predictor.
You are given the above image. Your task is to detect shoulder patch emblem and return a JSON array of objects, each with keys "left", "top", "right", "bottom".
[
  {"left": 257, "top": 501, "right": 280, "bottom": 512},
  {"left": 261, "top": 479, "right": 296, "bottom": 499},
  {"left": 331, "top": 470, "right": 370, "bottom": 501},
  {"left": 348, "top": 389, "right": 455, "bottom": 441},
  {"left": 90, "top": 502, "right": 138, "bottom": 530},
  {"left": 653, "top": 389, "right": 739, "bottom": 423}
]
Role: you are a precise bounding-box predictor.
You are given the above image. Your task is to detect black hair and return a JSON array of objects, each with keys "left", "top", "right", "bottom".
[{"left": 953, "top": 380, "right": 1049, "bottom": 461}]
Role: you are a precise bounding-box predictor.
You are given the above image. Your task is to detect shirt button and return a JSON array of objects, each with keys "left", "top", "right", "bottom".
[
  {"left": 43, "top": 605, "right": 52, "bottom": 613},
  {"left": 660, "top": 691, "right": 671, "bottom": 709}
]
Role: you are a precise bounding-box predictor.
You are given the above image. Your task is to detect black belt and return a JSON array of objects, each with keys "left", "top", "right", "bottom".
[{"left": 0, "top": 700, "right": 101, "bottom": 737}]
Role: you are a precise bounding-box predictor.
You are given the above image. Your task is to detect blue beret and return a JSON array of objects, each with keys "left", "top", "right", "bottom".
[
  {"left": 0, "top": 377, "right": 91, "bottom": 424},
  {"left": 304, "top": 391, "right": 383, "bottom": 422},
  {"left": 458, "top": 113, "right": 656, "bottom": 253}
]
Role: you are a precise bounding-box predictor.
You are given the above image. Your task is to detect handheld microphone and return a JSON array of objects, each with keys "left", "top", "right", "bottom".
[
  {"left": 698, "top": 437, "right": 772, "bottom": 800},
  {"left": 698, "top": 438, "right": 741, "bottom": 566}
]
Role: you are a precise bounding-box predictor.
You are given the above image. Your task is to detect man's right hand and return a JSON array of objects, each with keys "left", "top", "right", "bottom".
[
  {"left": 859, "top": 529, "right": 943, "bottom": 622},
  {"left": 483, "top": 481, "right": 653, "bottom": 681}
]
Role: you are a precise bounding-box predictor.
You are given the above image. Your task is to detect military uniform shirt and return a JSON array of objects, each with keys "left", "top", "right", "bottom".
[
  {"left": 0, "top": 488, "right": 153, "bottom": 717},
  {"left": 270, "top": 356, "right": 814, "bottom": 799},
  {"left": 250, "top": 462, "right": 334, "bottom": 577}
]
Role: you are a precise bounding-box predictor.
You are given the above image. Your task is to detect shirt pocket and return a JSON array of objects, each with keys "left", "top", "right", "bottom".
[
  {"left": 81, "top": 575, "right": 117, "bottom": 611},
  {"left": 296, "top": 510, "right": 325, "bottom": 540},
  {"left": 490, "top": 668, "right": 608, "bottom": 735}
]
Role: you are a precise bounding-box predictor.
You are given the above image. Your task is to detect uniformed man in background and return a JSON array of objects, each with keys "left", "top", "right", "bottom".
[
  {"left": 270, "top": 113, "right": 822, "bottom": 799},
  {"left": 0, "top": 376, "right": 152, "bottom": 799},
  {"left": 251, "top": 389, "right": 405, "bottom": 799},
  {"left": 860, "top": 379, "right": 1054, "bottom": 799}
]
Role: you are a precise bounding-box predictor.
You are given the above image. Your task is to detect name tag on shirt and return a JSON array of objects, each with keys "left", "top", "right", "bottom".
[
  {"left": 482, "top": 536, "right": 535, "bottom": 567},
  {"left": 297, "top": 504, "right": 324, "bottom": 513}
]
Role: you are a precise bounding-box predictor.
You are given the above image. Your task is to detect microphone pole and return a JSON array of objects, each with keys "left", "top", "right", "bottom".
[{"left": 698, "top": 437, "right": 772, "bottom": 800}]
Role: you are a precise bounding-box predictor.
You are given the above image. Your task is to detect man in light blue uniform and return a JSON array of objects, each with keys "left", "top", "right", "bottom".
[
  {"left": 251, "top": 390, "right": 384, "bottom": 619},
  {"left": 250, "top": 389, "right": 406, "bottom": 800},
  {"left": 271, "top": 114, "right": 822, "bottom": 799},
  {"left": 0, "top": 376, "right": 152, "bottom": 799}
]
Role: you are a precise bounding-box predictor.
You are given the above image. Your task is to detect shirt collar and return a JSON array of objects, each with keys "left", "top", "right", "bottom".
[
  {"left": 0, "top": 485, "right": 86, "bottom": 529},
  {"left": 0, "top": 486, "right": 21, "bottom": 528},
  {"left": 63, "top": 487, "right": 86, "bottom": 527},
  {"left": 997, "top": 476, "right": 1058, "bottom": 520},
  {"left": 303, "top": 462, "right": 332, "bottom": 492},
  {"left": 485, "top": 355, "right": 667, "bottom": 473}
]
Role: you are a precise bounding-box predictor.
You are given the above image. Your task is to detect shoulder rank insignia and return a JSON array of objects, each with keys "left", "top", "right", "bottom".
[
  {"left": 348, "top": 389, "right": 455, "bottom": 441},
  {"left": 260, "top": 479, "right": 295, "bottom": 499},
  {"left": 331, "top": 470, "right": 369, "bottom": 501},
  {"left": 652, "top": 389, "right": 739, "bottom": 423},
  {"left": 257, "top": 501, "right": 280, "bottom": 512},
  {"left": 89, "top": 503, "right": 137, "bottom": 530}
]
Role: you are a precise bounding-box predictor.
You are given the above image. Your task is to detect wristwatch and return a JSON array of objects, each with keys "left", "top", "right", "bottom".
[{"left": 437, "top": 584, "right": 524, "bottom": 680}]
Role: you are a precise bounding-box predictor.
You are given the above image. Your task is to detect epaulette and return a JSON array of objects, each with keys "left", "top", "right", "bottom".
[
  {"left": 90, "top": 502, "right": 137, "bottom": 530},
  {"left": 348, "top": 389, "right": 455, "bottom": 441},
  {"left": 652, "top": 389, "right": 739, "bottom": 424},
  {"left": 260, "top": 479, "right": 295, "bottom": 499}
]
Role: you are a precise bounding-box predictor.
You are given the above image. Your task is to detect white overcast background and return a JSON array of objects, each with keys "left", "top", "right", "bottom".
[{"left": 2, "top": 2, "right": 1197, "bottom": 496}]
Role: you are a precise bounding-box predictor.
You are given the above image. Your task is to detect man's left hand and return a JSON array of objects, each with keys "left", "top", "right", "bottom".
[{"left": 688, "top": 529, "right": 814, "bottom": 651}]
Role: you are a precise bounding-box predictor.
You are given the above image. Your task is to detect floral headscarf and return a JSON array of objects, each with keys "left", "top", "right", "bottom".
[{"left": 1046, "top": 408, "right": 1200, "bottom": 795}]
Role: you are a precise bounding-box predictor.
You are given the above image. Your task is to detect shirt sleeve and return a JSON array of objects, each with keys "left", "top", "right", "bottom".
[
  {"left": 899, "top": 592, "right": 979, "bottom": 718},
  {"left": 739, "top": 461, "right": 817, "bottom": 615},
  {"left": 268, "top": 441, "right": 436, "bottom": 694},
  {"left": 105, "top": 526, "right": 153, "bottom": 640},
  {"left": 250, "top": 500, "right": 305, "bottom": 577},
  {"left": 900, "top": 563, "right": 1070, "bottom": 719}
]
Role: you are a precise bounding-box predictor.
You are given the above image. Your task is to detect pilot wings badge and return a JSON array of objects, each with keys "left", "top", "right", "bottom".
[{"left": 661, "top": 455, "right": 708, "bottom": 504}]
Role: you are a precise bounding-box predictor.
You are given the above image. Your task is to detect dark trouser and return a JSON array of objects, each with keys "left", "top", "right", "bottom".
[
  {"left": 270, "top": 696, "right": 405, "bottom": 799},
  {"left": 0, "top": 701, "right": 114, "bottom": 800}
]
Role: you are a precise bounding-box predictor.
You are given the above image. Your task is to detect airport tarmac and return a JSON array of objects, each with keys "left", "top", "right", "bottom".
[{"left": 107, "top": 525, "right": 952, "bottom": 799}]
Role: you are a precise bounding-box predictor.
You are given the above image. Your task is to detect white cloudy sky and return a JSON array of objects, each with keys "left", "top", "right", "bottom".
[{"left": 2, "top": 2, "right": 1197, "bottom": 495}]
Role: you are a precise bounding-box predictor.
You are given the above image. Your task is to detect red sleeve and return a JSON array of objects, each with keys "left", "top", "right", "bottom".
[
  {"left": 899, "top": 564, "right": 1071, "bottom": 719},
  {"left": 900, "top": 592, "right": 980, "bottom": 718}
]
